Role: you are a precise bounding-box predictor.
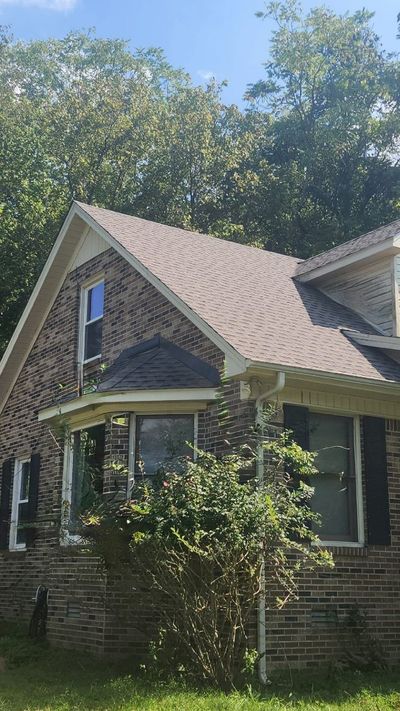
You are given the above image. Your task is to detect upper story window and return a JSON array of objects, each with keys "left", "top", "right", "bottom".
[
  {"left": 81, "top": 280, "right": 104, "bottom": 362},
  {"left": 134, "top": 415, "right": 195, "bottom": 476},
  {"left": 309, "top": 412, "right": 362, "bottom": 544}
]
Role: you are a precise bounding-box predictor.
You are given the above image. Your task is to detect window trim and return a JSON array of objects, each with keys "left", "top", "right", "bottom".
[
  {"left": 61, "top": 418, "right": 105, "bottom": 546},
  {"left": 128, "top": 412, "right": 198, "bottom": 493},
  {"left": 10, "top": 458, "right": 30, "bottom": 551},
  {"left": 78, "top": 276, "right": 104, "bottom": 366},
  {"left": 309, "top": 411, "right": 364, "bottom": 548}
]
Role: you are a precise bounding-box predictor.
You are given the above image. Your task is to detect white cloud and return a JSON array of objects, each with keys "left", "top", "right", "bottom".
[
  {"left": 0, "top": 0, "right": 77, "bottom": 10},
  {"left": 197, "top": 69, "right": 216, "bottom": 82}
]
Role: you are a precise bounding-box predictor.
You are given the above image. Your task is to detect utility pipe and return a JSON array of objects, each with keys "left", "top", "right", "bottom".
[{"left": 255, "top": 371, "right": 286, "bottom": 686}]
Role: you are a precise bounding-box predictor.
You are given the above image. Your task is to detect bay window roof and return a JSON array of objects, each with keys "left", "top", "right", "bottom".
[{"left": 98, "top": 334, "right": 220, "bottom": 392}]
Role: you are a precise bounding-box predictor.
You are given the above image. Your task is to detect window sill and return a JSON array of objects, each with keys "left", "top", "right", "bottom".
[
  {"left": 83, "top": 355, "right": 102, "bottom": 367},
  {"left": 314, "top": 541, "right": 367, "bottom": 557}
]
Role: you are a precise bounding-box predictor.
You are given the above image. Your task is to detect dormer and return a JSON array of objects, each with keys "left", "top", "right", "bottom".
[{"left": 295, "top": 220, "right": 400, "bottom": 337}]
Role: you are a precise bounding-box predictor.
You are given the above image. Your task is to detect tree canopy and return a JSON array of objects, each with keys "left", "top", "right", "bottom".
[{"left": 1, "top": 1, "right": 400, "bottom": 354}]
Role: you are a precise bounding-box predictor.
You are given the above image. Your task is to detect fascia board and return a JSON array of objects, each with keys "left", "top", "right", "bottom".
[
  {"left": 0, "top": 205, "right": 89, "bottom": 414},
  {"left": 245, "top": 359, "right": 400, "bottom": 395},
  {"left": 296, "top": 237, "right": 399, "bottom": 283},
  {"left": 38, "top": 387, "right": 218, "bottom": 421},
  {"left": 343, "top": 330, "right": 400, "bottom": 351},
  {"left": 73, "top": 203, "right": 247, "bottom": 377},
  {"left": 0, "top": 202, "right": 247, "bottom": 415}
]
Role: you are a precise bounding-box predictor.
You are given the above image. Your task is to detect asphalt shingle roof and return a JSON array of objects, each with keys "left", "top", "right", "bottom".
[
  {"left": 78, "top": 202, "right": 400, "bottom": 384},
  {"left": 296, "top": 220, "right": 400, "bottom": 276},
  {"left": 98, "top": 334, "right": 220, "bottom": 392}
]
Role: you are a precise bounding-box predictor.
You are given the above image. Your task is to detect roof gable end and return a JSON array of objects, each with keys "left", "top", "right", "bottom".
[{"left": 0, "top": 202, "right": 246, "bottom": 415}]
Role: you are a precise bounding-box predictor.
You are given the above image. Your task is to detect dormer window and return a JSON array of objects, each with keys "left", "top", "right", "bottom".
[{"left": 81, "top": 279, "right": 104, "bottom": 362}]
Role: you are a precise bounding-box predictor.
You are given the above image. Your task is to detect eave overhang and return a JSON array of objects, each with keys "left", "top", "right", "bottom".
[
  {"left": 245, "top": 359, "right": 400, "bottom": 398},
  {"left": 342, "top": 330, "right": 400, "bottom": 351},
  {"left": 38, "top": 387, "right": 218, "bottom": 423},
  {"left": 296, "top": 236, "right": 400, "bottom": 283}
]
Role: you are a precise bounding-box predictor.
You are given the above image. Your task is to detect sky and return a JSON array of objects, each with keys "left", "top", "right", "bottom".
[{"left": 0, "top": 0, "right": 398, "bottom": 105}]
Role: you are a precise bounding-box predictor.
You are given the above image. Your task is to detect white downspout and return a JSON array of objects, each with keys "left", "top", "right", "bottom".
[{"left": 255, "top": 371, "right": 286, "bottom": 685}]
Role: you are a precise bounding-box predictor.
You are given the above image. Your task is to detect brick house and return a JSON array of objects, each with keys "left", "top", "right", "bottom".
[{"left": 1, "top": 201, "right": 400, "bottom": 671}]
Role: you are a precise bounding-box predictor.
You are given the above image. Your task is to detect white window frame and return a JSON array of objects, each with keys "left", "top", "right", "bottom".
[
  {"left": 61, "top": 418, "right": 105, "bottom": 546},
  {"left": 78, "top": 277, "right": 104, "bottom": 366},
  {"left": 128, "top": 412, "right": 198, "bottom": 493},
  {"left": 10, "top": 458, "right": 30, "bottom": 551},
  {"left": 309, "top": 410, "right": 364, "bottom": 548}
]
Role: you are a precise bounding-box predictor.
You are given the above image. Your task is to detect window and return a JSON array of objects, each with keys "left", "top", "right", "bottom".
[
  {"left": 81, "top": 280, "right": 104, "bottom": 362},
  {"left": 64, "top": 423, "right": 105, "bottom": 536},
  {"left": 10, "top": 459, "right": 30, "bottom": 550},
  {"left": 309, "top": 413, "right": 362, "bottom": 543},
  {"left": 134, "top": 415, "right": 195, "bottom": 476}
]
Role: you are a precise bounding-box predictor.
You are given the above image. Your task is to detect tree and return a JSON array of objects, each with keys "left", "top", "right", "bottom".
[
  {"left": 83, "top": 430, "right": 332, "bottom": 689},
  {"left": 245, "top": 1, "right": 400, "bottom": 256},
  {"left": 2, "top": 7, "right": 400, "bottom": 354},
  {"left": 0, "top": 30, "right": 253, "bottom": 354}
]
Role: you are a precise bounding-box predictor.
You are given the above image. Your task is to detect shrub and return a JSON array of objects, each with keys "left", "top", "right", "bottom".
[{"left": 83, "top": 430, "right": 333, "bottom": 689}]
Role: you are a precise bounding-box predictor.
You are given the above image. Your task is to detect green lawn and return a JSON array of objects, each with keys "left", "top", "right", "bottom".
[{"left": 0, "top": 626, "right": 399, "bottom": 710}]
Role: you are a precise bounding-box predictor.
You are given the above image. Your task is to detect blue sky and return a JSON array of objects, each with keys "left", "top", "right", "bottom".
[{"left": 0, "top": 0, "right": 398, "bottom": 105}]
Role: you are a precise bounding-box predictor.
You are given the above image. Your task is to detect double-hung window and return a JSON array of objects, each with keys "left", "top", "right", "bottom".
[
  {"left": 285, "top": 405, "right": 364, "bottom": 545},
  {"left": 309, "top": 412, "right": 363, "bottom": 544},
  {"left": 133, "top": 414, "right": 195, "bottom": 477},
  {"left": 63, "top": 423, "right": 105, "bottom": 538},
  {"left": 10, "top": 459, "right": 31, "bottom": 550},
  {"left": 81, "top": 280, "right": 104, "bottom": 362}
]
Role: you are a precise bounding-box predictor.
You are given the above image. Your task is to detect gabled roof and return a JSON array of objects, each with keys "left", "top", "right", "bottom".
[
  {"left": 2, "top": 201, "right": 400, "bottom": 416},
  {"left": 296, "top": 219, "right": 400, "bottom": 278},
  {"left": 98, "top": 334, "right": 220, "bottom": 392},
  {"left": 77, "top": 202, "right": 400, "bottom": 385}
]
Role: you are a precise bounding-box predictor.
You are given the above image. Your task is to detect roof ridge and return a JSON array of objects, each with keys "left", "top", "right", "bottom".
[{"left": 76, "top": 201, "right": 300, "bottom": 263}]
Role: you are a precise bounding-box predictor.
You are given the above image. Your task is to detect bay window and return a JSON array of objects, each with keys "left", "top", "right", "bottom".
[
  {"left": 64, "top": 422, "right": 105, "bottom": 536},
  {"left": 134, "top": 414, "right": 195, "bottom": 476}
]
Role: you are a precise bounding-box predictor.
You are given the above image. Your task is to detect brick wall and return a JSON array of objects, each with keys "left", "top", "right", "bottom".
[
  {"left": 0, "top": 246, "right": 248, "bottom": 653},
  {"left": 0, "top": 243, "right": 399, "bottom": 669},
  {"left": 262, "top": 413, "right": 400, "bottom": 671}
]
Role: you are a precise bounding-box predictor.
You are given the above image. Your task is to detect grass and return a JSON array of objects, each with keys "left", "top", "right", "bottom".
[{"left": 0, "top": 624, "right": 399, "bottom": 710}]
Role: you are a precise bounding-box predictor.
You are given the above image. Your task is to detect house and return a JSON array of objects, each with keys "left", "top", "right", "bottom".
[{"left": 0, "top": 201, "right": 400, "bottom": 669}]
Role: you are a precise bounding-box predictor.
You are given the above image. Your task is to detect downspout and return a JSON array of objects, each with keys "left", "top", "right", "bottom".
[{"left": 255, "top": 371, "right": 286, "bottom": 685}]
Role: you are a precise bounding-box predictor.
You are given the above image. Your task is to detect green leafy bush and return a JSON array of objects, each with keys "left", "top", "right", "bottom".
[{"left": 84, "top": 432, "right": 332, "bottom": 689}]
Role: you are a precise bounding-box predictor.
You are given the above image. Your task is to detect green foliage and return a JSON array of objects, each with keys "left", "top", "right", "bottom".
[
  {"left": 83, "top": 429, "right": 332, "bottom": 689},
  {"left": 1, "top": 6, "right": 400, "bottom": 354},
  {"left": 246, "top": 1, "right": 400, "bottom": 256},
  {"left": 337, "top": 606, "right": 387, "bottom": 672},
  {"left": 0, "top": 622, "right": 47, "bottom": 668},
  {"left": 0, "top": 624, "right": 400, "bottom": 709}
]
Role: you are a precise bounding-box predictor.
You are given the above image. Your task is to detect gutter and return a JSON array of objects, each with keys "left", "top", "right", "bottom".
[
  {"left": 255, "top": 371, "right": 286, "bottom": 686},
  {"left": 246, "top": 360, "right": 400, "bottom": 394}
]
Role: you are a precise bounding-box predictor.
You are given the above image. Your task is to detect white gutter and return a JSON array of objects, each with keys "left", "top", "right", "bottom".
[{"left": 255, "top": 371, "right": 286, "bottom": 686}]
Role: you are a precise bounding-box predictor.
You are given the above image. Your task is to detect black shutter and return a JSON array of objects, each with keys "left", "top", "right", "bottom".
[
  {"left": 283, "top": 404, "right": 310, "bottom": 486},
  {"left": 283, "top": 405, "right": 311, "bottom": 541},
  {"left": 18, "top": 454, "right": 40, "bottom": 546},
  {"left": 26, "top": 453, "right": 40, "bottom": 547},
  {"left": 283, "top": 404, "right": 310, "bottom": 450},
  {"left": 28, "top": 453, "right": 40, "bottom": 522},
  {"left": 0, "top": 459, "right": 13, "bottom": 549},
  {"left": 364, "top": 417, "right": 391, "bottom": 546}
]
